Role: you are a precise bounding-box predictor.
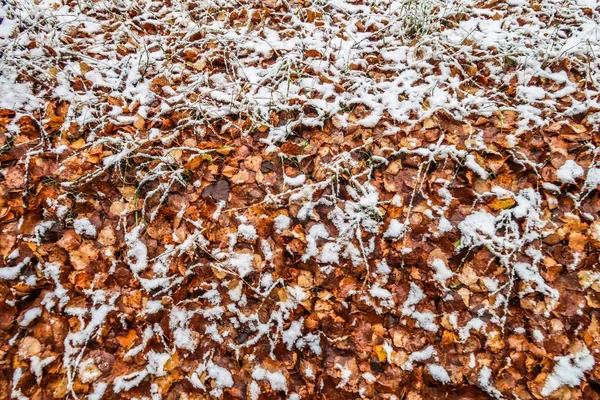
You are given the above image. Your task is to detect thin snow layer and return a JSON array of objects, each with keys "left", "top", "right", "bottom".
[{"left": 541, "top": 347, "right": 595, "bottom": 396}]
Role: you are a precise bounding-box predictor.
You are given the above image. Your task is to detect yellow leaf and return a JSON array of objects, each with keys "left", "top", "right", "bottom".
[
  {"left": 117, "top": 329, "right": 138, "bottom": 349},
  {"left": 216, "top": 146, "right": 234, "bottom": 156},
  {"left": 489, "top": 197, "right": 516, "bottom": 210},
  {"left": 71, "top": 138, "right": 86, "bottom": 149},
  {"left": 374, "top": 345, "right": 388, "bottom": 363},
  {"left": 134, "top": 114, "right": 145, "bottom": 130},
  {"left": 185, "top": 156, "right": 202, "bottom": 170},
  {"left": 423, "top": 118, "right": 436, "bottom": 129}
]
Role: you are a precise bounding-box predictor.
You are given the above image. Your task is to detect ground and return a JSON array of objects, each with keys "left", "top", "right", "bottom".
[{"left": 1, "top": 0, "right": 600, "bottom": 399}]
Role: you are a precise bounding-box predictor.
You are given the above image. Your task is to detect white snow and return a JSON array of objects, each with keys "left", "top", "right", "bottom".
[
  {"left": 335, "top": 363, "right": 351, "bottom": 388},
  {"left": 319, "top": 242, "right": 341, "bottom": 264},
  {"left": 206, "top": 361, "right": 234, "bottom": 395},
  {"left": 370, "top": 285, "right": 393, "bottom": 299},
  {"left": 274, "top": 214, "right": 291, "bottom": 232},
  {"left": 19, "top": 307, "right": 41, "bottom": 327},
  {"left": 458, "top": 211, "right": 496, "bottom": 249},
  {"left": 252, "top": 366, "right": 288, "bottom": 392},
  {"left": 249, "top": 381, "right": 261, "bottom": 400},
  {"left": 431, "top": 258, "right": 453, "bottom": 287},
  {"left": 0, "top": 257, "right": 31, "bottom": 280},
  {"left": 402, "top": 282, "right": 425, "bottom": 315},
  {"left": 517, "top": 85, "right": 545, "bottom": 102},
  {"left": 412, "top": 311, "right": 439, "bottom": 333},
  {"left": 459, "top": 318, "right": 486, "bottom": 341},
  {"left": 125, "top": 225, "right": 148, "bottom": 274},
  {"left": 383, "top": 219, "right": 406, "bottom": 239},
  {"left": 541, "top": 346, "right": 595, "bottom": 396},
  {"left": 0, "top": 14, "right": 17, "bottom": 39},
  {"left": 465, "top": 154, "right": 489, "bottom": 180},
  {"left": 302, "top": 224, "right": 329, "bottom": 262},
  {"left": 284, "top": 174, "right": 306, "bottom": 187},
  {"left": 403, "top": 345, "right": 436, "bottom": 371},
  {"left": 237, "top": 224, "right": 258, "bottom": 241},
  {"left": 305, "top": 366, "right": 314, "bottom": 378},
  {"left": 585, "top": 167, "right": 600, "bottom": 190},
  {"left": 532, "top": 329, "right": 545, "bottom": 343},
  {"left": 514, "top": 262, "right": 559, "bottom": 299},
  {"left": 376, "top": 259, "right": 391, "bottom": 275},
  {"left": 478, "top": 366, "right": 503, "bottom": 399},
  {"left": 30, "top": 355, "right": 55, "bottom": 382},
  {"left": 557, "top": 160, "right": 584, "bottom": 184},
  {"left": 73, "top": 218, "right": 97, "bottom": 237},
  {"left": 228, "top": 253, "right": 254, "bottom": 278},
  {"left": 169, "top": 307, "right": 198, "bottom": 351},
  {"left": 428, "top": 364, "right": 451, "bottom": 384},
  {"left": 282, "top": 320, "right": 303, "bottom": 350},
  {"left": 89, "top": 382, "right": 107, "bottom": 400},
  {"left": 79, "top": 358, "right": 102, "bottom": 383}
]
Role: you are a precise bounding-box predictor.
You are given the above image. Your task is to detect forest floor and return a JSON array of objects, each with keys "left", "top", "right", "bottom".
[{"left": 1, "top": 0, "right": 600, "bottom": 399}]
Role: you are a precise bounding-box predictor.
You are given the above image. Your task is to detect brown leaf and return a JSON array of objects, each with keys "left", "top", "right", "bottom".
[{"left": 201, "top": 180, "right": 230, "bottom": 202}]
